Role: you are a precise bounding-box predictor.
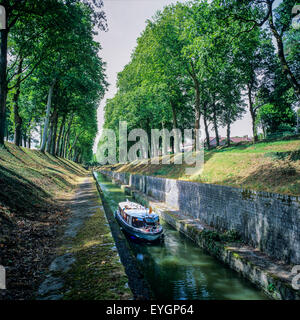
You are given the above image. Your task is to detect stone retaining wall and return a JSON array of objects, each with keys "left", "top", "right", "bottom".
[{"left": 100, "top": 170, "right": 300, "bottom": 265}]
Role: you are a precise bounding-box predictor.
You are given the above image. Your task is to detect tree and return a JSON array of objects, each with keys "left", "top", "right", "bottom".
[
  {"left": 257, "top": 60, "right": 297, "bottom": 137},
  {"left": 0, "top": 0, "right": 63, "bottom": 146},
  {"left": 100, "top": 0, "right": 297, "bottom": 161},
  {"left": 0, "top": 0, "right": 106, "bottom": 148},
  {"left": 236, "top": 30, "right": 277, "bottom": 142},
  {"left": 257, "top": 102, "right": 296, "bottom": 138},
  {"left": 219, "top": 0, "right": 300, "bottom": 99}
]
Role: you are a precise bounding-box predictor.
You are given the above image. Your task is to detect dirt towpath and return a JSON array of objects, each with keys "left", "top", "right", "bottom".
[{"left": 36, "top": 176, "right": 132, "bottom": 300}]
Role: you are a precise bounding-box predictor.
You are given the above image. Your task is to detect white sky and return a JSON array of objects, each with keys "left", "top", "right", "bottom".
[{"left": 93, "top": 0, "right": 282, "bottom": 153}]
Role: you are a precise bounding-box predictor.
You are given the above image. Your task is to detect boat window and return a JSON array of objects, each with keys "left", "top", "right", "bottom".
[
  {"left": 132, "top": 217, "right": 144, "bottom": 228},
  {"left": 124, "top": 213, "right": 129, "bottom": 223},
  {"left": 146, "top": 221, "right": 156, "bottom": 226},
  {"left": 145, "top": 217, "right": 159, "bottom": 226}
]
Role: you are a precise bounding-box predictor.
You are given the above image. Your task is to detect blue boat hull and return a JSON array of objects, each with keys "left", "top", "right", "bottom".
[{"left": 115, "top": 211, "right": 163, "bottom": 242}]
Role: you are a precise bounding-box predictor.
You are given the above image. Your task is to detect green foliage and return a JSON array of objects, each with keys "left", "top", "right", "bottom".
[
  {"left": 200, "top": 229, "right": 241, "bottom": 244},
  {"left": 257, "top": 103, "right": 296, "bottom": 138},
  {"left": 2, "top": 0, "right": 107, "bottom": 162},
  {"left": 267, "top": 283, "right": 276, "bottom": 293},
  {"left": 219, "top": 230, "right": 241, "bottom": 243},
  {"left": 99, "top": 0, "right": 298, "bottom": 158}
]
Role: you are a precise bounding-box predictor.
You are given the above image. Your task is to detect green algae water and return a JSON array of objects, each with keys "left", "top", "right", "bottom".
[{"left": 94, "top": 172, "right": 268, "bottom": 300}]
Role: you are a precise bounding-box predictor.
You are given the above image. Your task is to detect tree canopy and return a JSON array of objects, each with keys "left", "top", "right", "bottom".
[
  {"left": 0, "top": 0, "right": 107, "bottom": 163},
  {"left": 99, "top": 0, "right": 298, "bottom": 160}
]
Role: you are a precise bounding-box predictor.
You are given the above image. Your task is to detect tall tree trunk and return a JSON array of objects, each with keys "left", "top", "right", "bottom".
[
  {"left": 247, "top": 84, "right": 258, "bottom": 143},
  {"left": 13, "top": 58, "right": 24, "bottom": 146},
  {"left": 46, "top": 108, "right": 56, "bottom": 153},
  {"left": 62, "top": 115, "right": 73, "bottom": 158},
  {"left": 63, "top": 131, "right": 69, "bottom": 158},
  {"left": 212, "top": 102, "right": 219, "bottom": 146},
  {"left": 26, "top": 118, "right": 32, "bottom": 149},
  {"left": 39, "top": 124, "right": 43, "bottom": 147},
  {"left": 55, "top": 114, "right": 65, "bottom": 156},
  {"left": 194, "top": 84, "right": 201, "bottom": 130},
  {"left": 60, "top": 127, "right": 67, "bottom": 157},
  {"left": 268, "top": 3, "right": 300, "bottom": 100},
  {"left": 50, "top": 111, "right": 58, "bottom": 155},
  {"left": 227, "top": 123, "right": 231, "bottom": 147},
  {"left": 75, "top": 150, "right": 80, "bottom": 163},
  {"left": 69, "top": 132, "right": 80, "bottom": 157},
  {"left": 189, "top": 62, "right": 201, "bottom": 151},
  {"left": 48, "top": 107, "right": 58, "bottom": 155},
  {"left": 58, "top": 124, "right": 66, "bottom": 157},
  {"left": 5, "top": 123, "right": 8, "bottom": 141},
  {"left": 171, "top": 101, "right": 177, "bottom": 129},
  {"left": 64, "top": 131, "right": 70, "bottom": 158},
  {"left": 28, "top": 132, "right": 31, "bottom": 149},
  {"left": 0, "top": 28, "right": 8, "bottom": 146},
  {"left": 193, "top": 84, "right": 201, "bottom": 151},
  {"left": 203, "top": 103, "right": 210, "bottom": 149},
  {"left": 250, "top": 109, "right": 257, "bottom": 143},
  {"left": 262, "top": 124, "right": 267, "bottom": 139},
  {"left": 296, "top": 111, "right": 299, "bottom": 135},
  {"left": 46, "top": 121, "right": 53, "bottom": 153},
  {"left": 23, "top": 131, "right": 27, "bottom": 148},
  {"left": 40, "top": 79, "right": 56, "bottom": 152},
  {"left": 4, "top": 114, "right": 9, "bottom": 141},
  {"left": 170, "top": 101, "right": 178, "bottom": 154},
  {"left": 73, "top": 147, "right": 78, "bottom": 162}
]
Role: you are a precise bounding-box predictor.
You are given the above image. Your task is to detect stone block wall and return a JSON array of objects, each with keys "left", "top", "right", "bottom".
[{"left": 100, "top": 170, "right": 300, "bottom": 265}]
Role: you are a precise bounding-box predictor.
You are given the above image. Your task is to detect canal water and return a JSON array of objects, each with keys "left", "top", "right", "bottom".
[{"left": 94, "top": 172, "right": 268, "bottom": 300}]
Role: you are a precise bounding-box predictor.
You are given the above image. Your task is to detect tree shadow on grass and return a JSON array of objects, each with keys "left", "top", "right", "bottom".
[
  {"left": 22, "top": 149, "right": 86, "bottom": 177},
  {"left": 215, "top": 160, "right": 299, "bottom": 195},
  {"left": 22, "top": 166, "right": 74, "bottom": 190},
  {"left": 29, "top": 150, "right": 61, "bottom": 167},
  {"left": 4, "top": 146, "right": 29, "bottom": 166},
  {"left": 210, "top": 142, "right": 253, "bottom": 154},
  {"left": 52, "top": 156, "right": 87, "bottom": 176},
  {"left": 0, "top": 165, "right": 70, "bottom": 220},
  {"left": 264, "top": 150, "right": 300, "bottom": 162}
]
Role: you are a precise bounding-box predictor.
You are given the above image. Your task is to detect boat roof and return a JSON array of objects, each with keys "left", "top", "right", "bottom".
[
  {"left": 119, "top": 201, "right": 159, "bottom": 219},
  {"left": 119, "top": 201, "right": 144, "bottom": 210}
]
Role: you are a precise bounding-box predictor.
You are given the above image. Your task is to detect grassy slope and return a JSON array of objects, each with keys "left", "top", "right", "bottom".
[
  {"left": 99, "top": 137, "right": 300, "bottom": 196},
  {"left": 0, "top": 142, "right": 87, "bottom": 231},
  {"left": 0, "top": 142, "right": 88, "bottom": 299}
]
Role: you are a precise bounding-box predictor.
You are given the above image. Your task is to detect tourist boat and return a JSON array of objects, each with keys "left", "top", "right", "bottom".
[{"left": 115, "top": 200, "right": 164, "bottom": 242}]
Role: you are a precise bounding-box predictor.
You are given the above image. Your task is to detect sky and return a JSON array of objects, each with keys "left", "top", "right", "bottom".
[{"left": 92, "top": 0, "right": 280, "bottom": 153}]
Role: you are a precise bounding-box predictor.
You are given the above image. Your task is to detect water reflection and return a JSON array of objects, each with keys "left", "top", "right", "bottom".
[{"left": 94, "top": 172, "right": 268, "bottom": 300}]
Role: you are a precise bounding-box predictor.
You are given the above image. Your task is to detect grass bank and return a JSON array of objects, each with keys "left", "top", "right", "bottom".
[
  {"left": 0, "top": 142, "right": 87, "bottom": 300},
  {"left": 98, "top": 137, "right": 300, "bottom": 196}
]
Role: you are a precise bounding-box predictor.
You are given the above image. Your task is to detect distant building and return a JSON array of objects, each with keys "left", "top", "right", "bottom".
[
  {"left": 230, "top": 136, "right": 253, "bottom": 144},
  {"left": 170, "top": 136, "right": 252, "bottom": 152},
  {"left": 209, "top": 137, "right": 227, "bottom": 146},
  {"left": 208, "top": 136, "right": 252, "bottom": 147}
]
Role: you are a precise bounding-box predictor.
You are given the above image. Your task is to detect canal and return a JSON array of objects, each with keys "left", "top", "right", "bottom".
[{"left": 94, "top": 172, "right": 268, "bottom": 300}]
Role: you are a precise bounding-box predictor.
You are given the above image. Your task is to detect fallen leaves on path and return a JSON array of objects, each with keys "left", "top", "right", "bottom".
[{"left": 0, "top": 203, "right": 71, "bottom": 300}]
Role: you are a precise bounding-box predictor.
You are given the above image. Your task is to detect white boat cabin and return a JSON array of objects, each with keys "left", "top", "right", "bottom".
[{"left": 118, "top": 200, "right": 160, "bottom": 229}]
